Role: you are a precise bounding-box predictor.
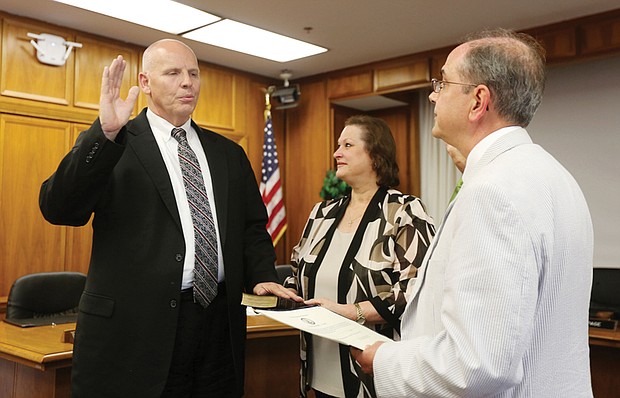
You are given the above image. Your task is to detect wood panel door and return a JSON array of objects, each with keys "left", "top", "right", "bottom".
[{"left": 0, "top": 114, "right": 72, "bottom": 296}]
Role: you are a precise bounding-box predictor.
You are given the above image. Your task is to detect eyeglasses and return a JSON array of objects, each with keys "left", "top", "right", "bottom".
[{"left": 431, "top": 78, "right": 478, "bottom": 93}]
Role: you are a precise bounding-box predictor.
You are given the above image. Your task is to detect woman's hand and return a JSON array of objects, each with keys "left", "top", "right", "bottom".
[
  {"left": 304, "top": 297, "right": 357, "bottom": 320},
  {"left": 305, "top": 298, "right": 384, "bottom": 324}
]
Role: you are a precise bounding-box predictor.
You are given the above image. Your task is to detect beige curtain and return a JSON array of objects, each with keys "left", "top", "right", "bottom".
[{"left": 418, "top": 90, "right": 462, "bottom": 224}]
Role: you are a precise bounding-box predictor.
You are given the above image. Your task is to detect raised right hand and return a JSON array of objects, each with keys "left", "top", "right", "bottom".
[{"left": 99, "top": 55, "right": 140, "bottom": 141}]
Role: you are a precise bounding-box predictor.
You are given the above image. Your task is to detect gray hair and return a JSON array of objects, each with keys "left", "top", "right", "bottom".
[{"left": 458, "top": 29, "right": 546, "bottom": 127}]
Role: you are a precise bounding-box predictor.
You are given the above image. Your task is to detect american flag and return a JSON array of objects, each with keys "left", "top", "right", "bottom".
[{"left": 259, "top": 114, "right": 287, "bottom": 245}]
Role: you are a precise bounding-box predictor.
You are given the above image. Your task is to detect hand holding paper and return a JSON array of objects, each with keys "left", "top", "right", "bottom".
[
  {"left": 254, "top": 305, "right": 391, "bottom": 350},
  {"left": 351, "top": 341, "right": 384, "bottom": 374}
]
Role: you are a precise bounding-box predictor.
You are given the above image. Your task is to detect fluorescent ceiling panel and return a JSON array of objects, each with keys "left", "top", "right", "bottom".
[
  {"left": 53, "top": 0, "right": 220, "bottom": 35},
  {"left": 183, "top": 19, "right": 328, "bottom": 62}
]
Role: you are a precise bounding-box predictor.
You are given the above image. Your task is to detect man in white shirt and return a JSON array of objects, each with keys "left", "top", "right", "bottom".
[{"left": 353, "top": 29, "right": 594, "bottom": 397}]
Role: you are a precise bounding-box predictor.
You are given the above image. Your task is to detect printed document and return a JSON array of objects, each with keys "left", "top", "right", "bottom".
[{"left": 254, "top": 306, "right": 391, "bottom": 350}]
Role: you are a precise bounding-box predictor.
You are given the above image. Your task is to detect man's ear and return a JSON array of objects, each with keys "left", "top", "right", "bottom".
[
  {"left": 138, "top": 72, "right": 150, "bottom": 94},
  {"left": 469, "top": 85, "right": 490, "bottom": 122}
]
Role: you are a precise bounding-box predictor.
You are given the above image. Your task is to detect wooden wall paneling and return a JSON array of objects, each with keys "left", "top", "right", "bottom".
[
  {"left": 136, "top": 49, "right": 148, "bottom": 112},
  {"left": 210, "top": 129, "right": 248, "bottom": 153},
  {"left": 63, "top": 123, "right": 93, "bottom": 275},
  {"left": 579, "top": 15, "right": 620, "bottom": 56},
  {"left": 1, "top": 18, "right": 73, "bottom": 106},
  {"left": 73, "top": 35, "right": 139, "bottom": 114},
  {"left": 233, "top": 74, "right": 249, "bottom": 135},
  {"left": 0, "top": 114, "right": 71, "bottom": 297},
  {"left": 233, "top": 74, "right": 249, "bottom": 155},
  {"left": 370, "top": 109, "right": 411, "bottom": 194},
  {"left": 533, "top": 28, "right": 577, "bottom": 62},
  {"left": 327, "top": 71, "right": 373, "bottom": 99},
  {"left": 284, "top": 80, "right": 331, "bottom": 261},
  {"left": 246, "top": 80, "right": 268, "bottom": 183},
  {"left": 0, "top": 14, "right": 3, "bottom": 85},
  {"left": 193, "top": 64, "right": 235, "bottom": 130},
  {"left": 374, "top": 59, "right": 429, "bottom": 92},
  {"left": 332, "top": 104, "right": 358, "bottom": 146},
  {"left": 430, "top": 52, "right": 449, "bottom": 80}
]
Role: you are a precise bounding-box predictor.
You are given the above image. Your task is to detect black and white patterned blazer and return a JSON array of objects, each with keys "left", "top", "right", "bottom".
[{"left": 287, "top": 187, "right": 435, "bottom": 398}]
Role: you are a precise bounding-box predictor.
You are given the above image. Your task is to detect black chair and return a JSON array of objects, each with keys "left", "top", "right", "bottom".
[
  {"left": 590, "top": 268, "right": 620, "bottom": 317},
  {"left": 275, "top": 264, "right": 293, "bottom": 284},
  {"left": 5, "top": 271, "right": 86, "bottom": 327}
]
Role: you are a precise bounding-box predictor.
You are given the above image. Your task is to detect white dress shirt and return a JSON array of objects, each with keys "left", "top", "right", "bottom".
[{"left": 147, "top": 109, "right": 225, "bottom": 289}]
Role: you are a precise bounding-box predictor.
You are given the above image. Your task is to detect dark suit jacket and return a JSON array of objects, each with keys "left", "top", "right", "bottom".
[{"left": 39, "top": 108, "right": 278, "bottom": 397}]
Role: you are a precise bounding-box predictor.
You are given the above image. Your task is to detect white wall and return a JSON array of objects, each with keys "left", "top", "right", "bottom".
[{"left": 528, "top": 55, "right": 620, "bottom": 268}]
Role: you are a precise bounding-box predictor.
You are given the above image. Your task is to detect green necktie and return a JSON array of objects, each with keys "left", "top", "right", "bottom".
[{"left": 449, "top": 178, "right": 463, "bottom": 203}]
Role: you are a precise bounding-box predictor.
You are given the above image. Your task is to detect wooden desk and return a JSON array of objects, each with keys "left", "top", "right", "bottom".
[
  {"left": 0, "top": 316, "right": 300, "bottom": 398},
  {"left": 246, "top": 315, "right": 300, "bottom": 398},
  {"left": 588, "top": 326, "right": 620, "bottom": 398},
  {"left": 4, "top": 318, "right": 614, "bottom": 398},
  {"left": 589, "top": 326, "right": 620, "bottom": 348},
  {"left": 0, "top": 321, "right": 73, "bottom": 398}
]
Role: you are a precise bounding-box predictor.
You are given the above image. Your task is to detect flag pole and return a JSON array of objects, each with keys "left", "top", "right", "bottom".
[
  {"left": 264, "top": 85, "right": 274, "bottom": 121},
  {"left": 260, "top": 86, "right": 287, "bottom": 247}
]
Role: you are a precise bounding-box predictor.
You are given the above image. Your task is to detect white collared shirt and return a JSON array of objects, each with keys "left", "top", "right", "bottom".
[{"left": 147, "top": 109, "right": 224, "bottom": 288}]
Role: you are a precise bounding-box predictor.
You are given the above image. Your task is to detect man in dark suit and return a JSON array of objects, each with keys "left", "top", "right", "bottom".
[{"left": 39, "top": 39, "right": 299, "bottom": 398}]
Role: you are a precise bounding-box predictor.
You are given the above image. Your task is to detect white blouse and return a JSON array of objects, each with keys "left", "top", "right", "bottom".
[{"left": 310, "top": 229, "right": 354, "bottom": 397}]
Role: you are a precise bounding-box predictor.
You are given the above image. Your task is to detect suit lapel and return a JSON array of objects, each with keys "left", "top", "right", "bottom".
[
  {"left": 127, "top": 111, "right": 182, "bottom": 233},
  {"left": 194, "top": 123, "right": 229, "bottom": 247}
]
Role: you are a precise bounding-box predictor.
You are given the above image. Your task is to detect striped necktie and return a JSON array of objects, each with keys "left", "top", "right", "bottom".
[{"left": 172, "top": 127, "right": 218, "bottom": 307}]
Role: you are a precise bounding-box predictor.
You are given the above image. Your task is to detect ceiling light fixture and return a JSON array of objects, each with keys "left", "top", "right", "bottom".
[
  {"left": 54, "top": 0, "right": 328, "bottom": 63},
  {"left": 182, "top": 19, "right": 327, "bottom": 62},
  {"left": 53, "top": 0, "right": 221, "bottom": 35}
]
